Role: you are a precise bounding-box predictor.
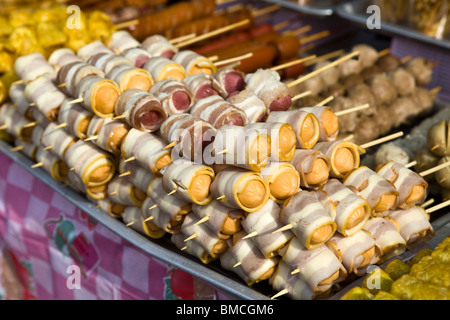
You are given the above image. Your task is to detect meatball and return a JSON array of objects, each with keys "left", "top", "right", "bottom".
[
  {"left": 377, "top": 54, "right": 402, "bottom": 73},
  {"left": 352, "top": 44, "right": 379, "bottom": 69},
  {"left": 411, "top": 87, "right": 434, "bottom": 113},
  {"left": 330, "top": 97, "right": 358, "bottom": 133},
  {"left": 348, "top": 83, "right": 378, "bottom": 116},
  {"left": 353, "top": 115, "right": 381, "bottom": 145},
  {"left": 314, "top": 60, "right": 341, "bottom": 89},
  {"left": 407, "top": 57, "right": 434, "bottom": 86},
  {"left": 369, "top": 73, "right": 398, "bottom": 105},
  {"left": 338, "top": 58, "right": 362, "bottom": 78},
  {"left": 391, "top": 68, "right": 416, "bottom": 96},
  {"left": 375, "top": 142, "right": 410, "bottom": 167},
  {"left": 389, "top": 96, "right": 421, "bottom": 128}
]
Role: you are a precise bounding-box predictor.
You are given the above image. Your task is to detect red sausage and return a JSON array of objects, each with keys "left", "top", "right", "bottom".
[
  {"left": 269, "top": 95, "right": 292, "bottom": 112},
  {"left": 172, "top": 91, "right": 192, "bottom": 111}
]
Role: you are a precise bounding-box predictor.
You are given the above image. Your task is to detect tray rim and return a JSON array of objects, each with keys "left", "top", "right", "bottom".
[{"left": 259, "top": 0, "right": 337, "bottom": 16}]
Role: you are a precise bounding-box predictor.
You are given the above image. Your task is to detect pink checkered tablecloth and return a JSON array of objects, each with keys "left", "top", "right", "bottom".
[{"left": 0, "top": 151, "right": 229, "bottom": 300}]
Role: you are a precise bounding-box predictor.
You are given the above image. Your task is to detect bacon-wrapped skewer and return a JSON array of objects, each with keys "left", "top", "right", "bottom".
[
  {"left": 384, "top": 206, "right": 434, "bottom": 249},
  {"left": 48, "top": 48, "right": 83, "bottom": 71},
  {"left": 299, "top": 106, "right": 339, "bottom": 142},
  {"left": 210, "top": 167, "right": 270, "bottom": 213},
  {"left": 96, "top": 198, "right": 127, "bottom": 219},
  {"left": 278, "top": 238, "right": 347, "bottom": 297},
  {"left": 313, "top": 140, "right": 363, "bottom": 179},
  {"left": 67, "top": 170, "right": 109, "bottom": 201},
  {"left": 122, "top": 206, "right": 166, "bottom": 239},
  {"left": 12, "top": 139, "right": 38, "bottom": 161},
  {"left": 183, "top": 73, "right": 220, "bottom": 102},
  {"left": 144, "top": 56, "right": 187, "bottom": 82},
  {"left": 77, "top": 40, "right": 113, "bottom": 61},
  {"left": 120, "top": 128, "right": 172, "bottom": 174},
  {"left": 121, "top": 47, "right": 153, "bottom": 69},
  {"left": 326, "top": 230, "right": 377, "bottom": 276},
  {"left": 91, "top": 118, "right": 131, "bottom": 155},
  {"left": 260, "top": 162, "right": 300, "bottom": 204},
  {"left": 64, "top": 140, "right": 116, "bottom": 187},
  {"left": 212, "top": 124, "right": 271, "bottom": 172},
  {"left": 192, "top": 200, "right": 244, "bottom": 239},
  {"left": 35, "top": 146, "right": 69, "bottom": 182},
  {"left": 14, "top": 52, "right": 56, "bottom": 83},
  {"left": 270, "top": 260, "right": 315, "bottom": 300},
  {"left": 9, "top": 82, "right": 33, "bottom": 120},
  {"left": 0, "top": 103, "right": 36, "bottom": 143},
  {"left": 266, "top": 110, "right": 320, "bottom": 150},
  {"left": 343, "top": 166, "right": 399, "bottom": 214},
  {"left": 279, "top": 190, "right": 337, "bottom": 250},
  {"left": 118, "top": 159, "right": 154, "bottom": 195},
  {"left": 319, "top": 179, "right": 371, "bottom": 237},
  {"left": 55, "top": 61, "right": 105, "bottom": 97},
  {"left": 115, "top": 89, "right": 167, "bottom": 132},
  {"left": 245, "top": 68, "right": 292, "bottom": 112},
  {"left": 220, "top": 230, "right": 279, "bottom": 286},
  {"left": 172, "top": 50, "right": 217, "bottom": 76},
  {"left": 181, "top": 213, "right": 229, "bottom": 260},
  {"left": 149, "top": 79, "right": 194, "bottom": 115},
  {"left": 290, "top": 149, "right": 330, "bottom": 189},
  {"left": 87, "top": 52, "right": 132, "bottom": 75},
  {"left": 57, "top": 99, "right": 94, "bottom": 140},
  {"left": 159, "top": 113, "right": 217, "bottom": 162},
  {"left": 362, "top": 217, "right": 407, "bottom": 263},
  {"left": 241, "top": 199, "right": 294, "bottom": 259},
  {"left": 190, "top": 95, "right": 249, "bottom": 128},
  {"left": 24, "top": 76, "right": 66, "bottom": 122},
  {"left": 41, "top": 122, "right": 78, "bottom": 159},
  {"left": 162, "top": 160, "right": 215, "bottom": 205},
  {"left": 142, "top": 34, "right": 179, "bottom": 59},
  {"left": 107, "top": 175, "right": 147, "bottom": 207},
  {"left": 212, "top": 67, "right": 246, "bottom": 98},
  {"left": 227, "top": 89, "right": 267, "bottom": 123},
  {"left": 106, "top": 30, "right": 141, "bottom": 54},
  {"left": 376, "top": 161, "right": 428, "bottom": 210}
]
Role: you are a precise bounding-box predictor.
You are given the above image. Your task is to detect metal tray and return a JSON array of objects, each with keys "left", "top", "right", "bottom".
[
  {"left": 1, "top": 138, "right": 449, "bottom": 300},
  {"left": 260, "top": 0, "right": 346, "bottom": 16},
  {"left": 335, "top": 0, "right": 450, "bottom": 50}
]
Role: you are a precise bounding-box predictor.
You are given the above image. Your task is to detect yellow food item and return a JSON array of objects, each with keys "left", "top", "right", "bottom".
[
  {"left": 340, "top": 287, "right": 374, "bottom": 300},
  {"left": 385, "top": 259, "right": 411, "bottom": 281},
  {"left": 362, "top": 268, "right": 394, "bottom": 295}
]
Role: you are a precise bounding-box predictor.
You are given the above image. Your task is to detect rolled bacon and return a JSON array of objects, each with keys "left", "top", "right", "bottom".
[
  {"left": 280, "top": 190, "right": 337, "bottom": 250},
  {"left": 290, "top": 149, "right": 330, "bottom": 189},
  {"left": 270, "top": 260, "right": 315, "bottom": 300},
  {"left": 183, "top": 73, "right": 220, "bottom": 101},
  {"left": 41, "top": 122, "right": 78, "bottom": 159},
  {"left": 143, "top": 56, "right": 187, "bottom": 82},
  {"left": 106, "top": 30, "right": 141, "bottom": 54},
  {"left": 278, "top": 238, "right": 347, "bottom": 296},
  {"left": 159, "top": 113, "right": 217, "bottom": 162},
  {"left": 120, "top": 128, "right": 172, "bottom": 174},
  {"left": 9, "top": 82, "right": 33, "bottom": 120},
  {"left": 192, "top": 200, "right": 244, "bottom": 239},
  {"left": 299, "top": 106, "right": 339, "bottom": 142},
  {"left": 343, "top": 166, "right": 399, "bottom": 214},
  {"left": 266, "top": 110, "right": 320, "bottom": 150},
  {"left": 58, "top": 99, "right": 94, "bottom": 140},
  {"left": 96, "top": 198, "right": 126, "bottom": 219},
  {"left": 14, "top": 52, "right": 56, "bottom": 83},
  {"left": 142, "top": 34, "right": 178, "bottom": 59},
  {"left": 385, "top": 206, "right": 434, "bottom": 249},
  {"left": 64, "top": 139, "right": 116, "bottom": 187},
  {"left": 211, "top": 124, "right": 271, "bottom": 172},
  {"left": 122, "top": 206, "right": 165, "bottom": 239},
  {"left": 171, "top": 233, "right": 215, "bottom": 264},
  {"left": 319, "top": 179, "right": 371, "bottom": 237},
  {"left": 190, "top": 95, "right": 248, "bottom": 128},
  {"left": 48, "top": 48, "right": 83, "bottom": 71},
  {"left": 245, "top": 68, "right": 292, "bottom": 112},
  {"left": 87, "top": 52, "right": 132, "bottom": 75},
  {"left": 363, "top": 217, "right": 407, "bottom": 263},
  {"left": 220, "top": 230, "right": 279, "bottom": 286},
  {"left": 0, "top": 103, "right": 36, "bottom": 143},
  {"left": 172, "top": 50, "right": 217, "bottom": 76},
  {"left": 260, "top": 162, "right": 300, "bottom": 204},
  {"left": 118, "top": 159, "right": 154, "bottom": 195},
  {"left": 227, "top": 89, "right": 267, "bottom": 124},
  {"left": 108, "top": 64, "right": 154, "bottom": 92},
  {"left": 313, "top": 140, "right": 363, "bottom": 179},
  {"left": 55, "top": 61, "right": 105, "bottom": 97},
  {"left": 149, "top": 79, "right": 194, "bottom": 115},
  {"left": 212, "top": 67, "right": 246, "bottom": 98},
  {"left": 107, "top": 175, "right": 147, "bottom": 207},
  {"left": 162, "top": 160, "right": 215, "bottom": 205},
  {"left": 35, "top": 146, "right": 69, "bottom": 182},
  {"left": 77, "top": 40, "right": 113, "bottom": 61},
  {"left": 241, "top": 199, "right": 294, "bottom": 258},
  {"left": 210, "top": 167, "right": 270, "bottom": 213},
  {"left": 115, "top": 89, "right": 167, "bottom": 132},
  {"left": 376, "top": 161, "right": 428, "bottom": 210},
  {"left": 121, "top": 47, "right": 153, "bottom": 69},
  {"left": 95, "top": 119, "right": 131, "bottom": 155}
]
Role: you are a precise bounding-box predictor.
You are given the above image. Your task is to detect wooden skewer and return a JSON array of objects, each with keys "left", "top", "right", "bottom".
[
  {"left": 119, "top": 171, "right": 132, "bottom": 177},
  {"left": 401, "top": 55, "right": 412, "bottom": 64},
  {"left": 58, "top": 83, "right": 66, "bottom": 88},
  {"left": 144, "top": 216, "right": 154, "bottom": 222},
  {"left": 194, "top": 216, "right": 210, "bottom": 226},
  {"left": 342, "top": 134, "right": 354, "bottom": 142},
  {"left": 405, "top": 161, "right": 417, "bottom": 169},
  {"left": 273, "top": 20, "right": 291, "bottom": 31},
  {"left": 287, "top": 51, "right": 360, "bottom": 88},
  {"left": 284, "top": 25, "right": 312, "bottom": 37},
  {"left": 23, "top": 121, "right": 39, "bottom": 128},
  {"left": 169, "top": 33, "right": 196, "bottom": 44},
  {"left": 359, "top": 131, "right": 404, "bottom": 149},
  {"left": 109, "top": 191, "right": 117, "bottom": 195},
  {"left": 148, "top": 204, "right": 158, "bottom": 211},
  {"left": 84, "top": 135, "right": 98, "bottom": 142},
  {"left": 335, "top": 104, "right": 370, "bottom": 117},
  {"left": 241, "top": 231, "right": 258, "bottom": 240},
  {"left": 233, "top": 261, "right": 242, "bottom": 268},
  {"left": 31, "top": 162, "right": 43, "bottom": 168},
  {"left": 113, "top": 114, "right": 126, "bottom": 120},
  {"left": 217, "top": 195, "right": 226, "bottom": 200},
  {"left": 304, "top": 49, "right": 346, "bottom": 67},
  {"left": 426, "top": 199, "right": 450, "bottom": 214},
  {"left": 29, "top": 102, "right": 36, "bottom": 107},
  {"left": 377, "top": 48, "right": 390, "bottom": 58},
  {"left": 12, "top": 79, "right": 25, "bottom": 86},
  {"left": 270, "top": 55, "right": 317, "bottom": 72},
  {"left": 184, "top": 233, "right": 198, "bottom": 242},
  {"left": 0, "top": 124, "right": 8, "bottom": 130},
  {"left": 292, "top": 90, "right": 312, "bottom": 102},
  {"left": 54, "top": 122, "right": 67, "bottom": 129},
  {"left": 291, "top": 269, "right": 300, "bottom": 275},
  {"left": 208, "top": 55, "right": 219, "bottom": 62},
  {"left": 68, "top": 97, "right": 84, "bottom": 104},
  {"left": 251, "top": 4, "right": 281, "bottom": 17},
  {"left": 419, "top": 161, "right": 450, "bottom": 177},
  {"left": 421, "top": 198, "right": 435, "bottom": 209},
  {"left": 271, "top": 288, "right": 289, "bottom": 300},
  {"left": 43, "top": 145, "right": 53, "bottom": 151},
  {"left": 214, "top": 52, "right": 253, "bottom": 67},
  {"left": 315, "top": 95, "right": 334, "bottom": 107},
  {"left": 124, "top": 156, "right": 136, "bottom": 162},
  {"left": 216, "top": 149, "right": 228, "bottom": 155},
  {"left": 299, "top": 30, "right": 330, "bottom": 46},
  {"left": 10, "top": 145, "right": 24, "bottom": 152},
  {"left": 167, "top": 189, "right": 177, "bottom": 196},
  {"left": 114, "top": 19, "right": 139, "bottom": 30},
  {"left": 125, "top": 221, "right": 135, "bottom": 227},
  {"left": 430, "top": 86, "right": 442, "bottom": 96},
  {"left": 175, "top": 19, "right": 251, "bottom": 48},
  {"left": 272, "top": 224, "right": 293, "bottom": 234},
  {"left": 162, "top": 141, "right": 178, "bottom": 150}
]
